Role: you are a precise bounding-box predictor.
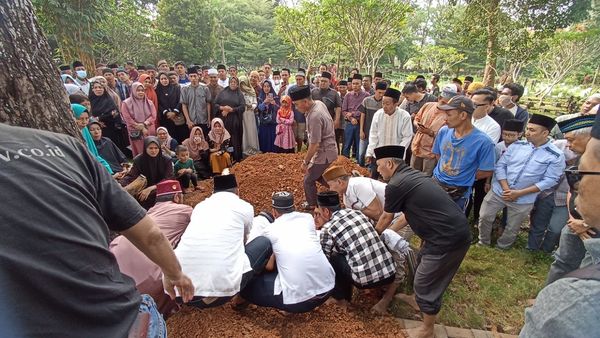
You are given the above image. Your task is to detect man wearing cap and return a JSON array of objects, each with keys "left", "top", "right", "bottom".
[
  {"left": 175, "top": 174, "right": 273, "bottom": 309},
  {"left": 216, "top": 64, "right": 229, "bottom": 88},
  {"left": 342, "top": 74, "right": 370, "bottom": 159},
  {"left": 241, "top": 191, "right": 335, "bottom": 312},
  {"left": 365, "top": 88, "right": 413, "bottom": 178},
  {"left": 72, "top": 60, "right": 90, "bottom": 95},
  {"left": 272, "top": 70, "right": 282, "bottom": 93},
  {"left": 478, "top": 114, "right": 565, "bottom": 249},
  {"left": 314, "top": 191, "right": 397, "bottom": 314},
  {"left": 545, "top": 114, "right": 597, "bottom": 283},
  {"left": 180, "top": 67, "right": 212, "bottom": 136},
  {"left": 358, "top": 81, "right": 388, "bottom": 167},
  {"left": 431, "top": 95, "right": 495, "bottom": 211},
  {"left": 110, "top": 180, "right": 193, "bottom": 316},
  {"left": 288, "top": 69, "right": 310, "bottom": 152},
  {"left": 289, "top": 85, "right": 338, "bottom": 210},
  {"left": 520, "top": 112, "right": 600, "bottom": 338},
  {"left": 137, "top": 65, "right": 147, "bottom": 77},
  {"left": 311, "top": 71, "right": 343, "bottom": 135},
  {"left": 551, "top": 93, "right": 600, "bottom": 139},
  {"left": 410, "top": 84, "right": 458, "bottom": 176},
  {"left": 115, "top": 68, "right": 132, "bottom": 101},
  {"left": 373, "top": 145, "right": 471, "bottom": 338},
  {"left": 206, "top": 68, "right": 223, "bottom": 103}
]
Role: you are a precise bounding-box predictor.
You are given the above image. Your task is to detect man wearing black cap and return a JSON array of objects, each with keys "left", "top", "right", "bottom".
[
  {"left": 137, "top": 65, "right": 147, "bottom": 77},
  {"left": 241, "top": 191, "right": 335, "bottom": 312},
  {"left": 520, "top": 112, "right": 600, "bottom": 338},
  {"left": 478, "top": 114, "right": 565, "bottom": 249},
  {"left": 216, "top": 64, "right": 229, "bottom": 88},
  {"left": 365, "top": 87, "right": 413, "bottom": 178},
  {"left": 341, "top": 74, "right": 370, "bottom": 159},
  {"left": 373, "top": 145, "right": 471, "bottom": 338},
  {"left": 358, "top": 81, "right": 388, "bottom": 167},
  {"left": 431, "top": 95, "right": 495, "bottom": 211},
  {"left": 289, "top": 85, "right": 338, "bottom": 210},
  {"left": 314, "top": 191, "right": 398, "bottom": 314},
  {"left": 175, "top": 174, "right": 273, "bottom": 309},
  {"left": 311, "top": 71, "right": 343, "bottom": 133}
]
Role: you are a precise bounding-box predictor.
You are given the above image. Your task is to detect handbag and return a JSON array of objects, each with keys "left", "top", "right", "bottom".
[
  {"left": 165, "top": 109, "right": 186, "bottom": 126},
  {"left": 259, "top": 110, "right": 275, "bottom": 125},
  {"left": 129, "top": 129, "right": 142, "bottom": 140}
]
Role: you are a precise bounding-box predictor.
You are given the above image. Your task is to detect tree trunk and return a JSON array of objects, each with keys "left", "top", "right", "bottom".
[
  {"left": 0, "top": 0, "right": 80, "bottom": 138},
  {"left": 482, "top": 0, "right": 499, "bottom": 86}
]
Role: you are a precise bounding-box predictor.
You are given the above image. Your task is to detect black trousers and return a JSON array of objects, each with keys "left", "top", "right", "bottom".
[
  {"left": 329, "top": 254, "right": 395, "bottom": 301},
  {"left": 177, "top": 172, "right": 198, "bottom": 189}
]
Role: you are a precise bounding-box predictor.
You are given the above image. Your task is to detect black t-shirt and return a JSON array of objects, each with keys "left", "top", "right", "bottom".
[
  {"left": 0, "top": 124, "right": 146, "bottom": 338},
  {"left": 489, "top": 106, "right": 516, "bottom": 135},
  {"left": 384, "top": 165, "right": 471, "bottom": 255}
]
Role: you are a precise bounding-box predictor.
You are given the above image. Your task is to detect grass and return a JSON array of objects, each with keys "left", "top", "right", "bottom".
[{"left": 390, "top": 233, "right": 553, "bottom": 335}]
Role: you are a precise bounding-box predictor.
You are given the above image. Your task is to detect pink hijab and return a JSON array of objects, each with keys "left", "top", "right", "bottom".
[
  {"left": 208, "top": 118, "right": 231, "bottom": 145},
  {"left": 123, "top": 82, "right": 155, "bottom": 122},
  {"left": 182, "top": 126, "right": 209, "bottom": 160}
]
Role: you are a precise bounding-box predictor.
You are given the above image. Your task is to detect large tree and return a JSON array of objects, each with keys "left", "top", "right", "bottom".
[{"left": 1, "top": 0, "right": 80, "bottom": 138}]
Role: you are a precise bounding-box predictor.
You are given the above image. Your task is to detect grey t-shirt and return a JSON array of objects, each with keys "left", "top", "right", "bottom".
[
  {"left": 359, "top": 95, "right": 383, "bottom": 139},
  {"left": 180, "top": 83, "right": 212, "bottom": 125},
  {"left": 311, "top": 88, "right": 342, "bottom": 121},
  {"left": 0, "top": 124, "right": 146, "bottom": 338}
]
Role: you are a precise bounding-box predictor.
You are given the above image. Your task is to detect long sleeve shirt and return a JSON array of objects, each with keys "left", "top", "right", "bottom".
[
  {"left": 341, "top": 90, "right": 369, "bottom": 119},
  {"left": 366, "top": 107, "right": 413, "bottom": 158},
  {"left": 492, "top": 139, "right": 566, "bottom": 204}
]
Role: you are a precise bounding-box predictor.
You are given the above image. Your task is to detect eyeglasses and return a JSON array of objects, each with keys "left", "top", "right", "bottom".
[
  {"left": 474, "top": 103, "right": 488, "bottom": 107},
  {"left": 565, "top": 165, "right": 600, "bottom": 190}
]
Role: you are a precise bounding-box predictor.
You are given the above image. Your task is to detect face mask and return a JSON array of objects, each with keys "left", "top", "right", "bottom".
[
  {"left": 193, "top": 136, "right": 201, "bottom": 143},
  {"left": 499, "top": 95, "right": 512, "bottom": 108},
  {"left": 76, "top": 70, "right": 87, "bottom": 79},
  {"left": 274, "top": 80, "right": 281, "bottom": 85}
]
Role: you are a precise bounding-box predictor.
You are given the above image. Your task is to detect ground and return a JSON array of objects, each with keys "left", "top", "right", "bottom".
[{"left": 167, "top": 153, "right": 552, "bottom": 337}]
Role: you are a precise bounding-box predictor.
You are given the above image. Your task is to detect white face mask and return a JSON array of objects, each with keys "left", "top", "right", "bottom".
[
  {"left": 193, "top": 136, "right": 201, "bottom": 143},
  {"left": 76, "top": 70, "right": 87, "bottom": 79},
  {"left": 499, "top": 95, "right": 513, "bottom": 108}
]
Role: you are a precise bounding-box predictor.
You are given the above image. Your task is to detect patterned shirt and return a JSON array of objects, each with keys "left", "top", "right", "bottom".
[{"left": 320, "top": 209, "right": 395, "bottom": 286}]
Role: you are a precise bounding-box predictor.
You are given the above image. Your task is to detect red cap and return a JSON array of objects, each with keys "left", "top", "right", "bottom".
[{"left": 156, "top": 180, "right": 182, "bottom": 197}]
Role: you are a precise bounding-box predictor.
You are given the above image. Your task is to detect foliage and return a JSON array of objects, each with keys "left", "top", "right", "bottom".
[{"left": 406, "top": 45, "right": 466, "bottom": 75}]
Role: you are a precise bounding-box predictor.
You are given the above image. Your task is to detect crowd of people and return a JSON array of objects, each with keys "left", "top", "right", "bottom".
[{"left": 1, "top": 57, "right": 599, "bottom": 338}]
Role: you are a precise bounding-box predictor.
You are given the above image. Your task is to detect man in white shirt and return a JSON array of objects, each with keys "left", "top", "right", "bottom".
[
  {"left": 366, "top": 87, "right": 414, "bottom": 178},
  {"left": 216, "top": 64, "right": 229, "bottom": 88},
  {"left": 175, "top": 174, "right": 272, "bottom": 308},
  {"left": 240, "top": 191, "right": 335, "bottom": 313},
  {"left": 471, "top": 89, "right": 501, "bottom": 143}
]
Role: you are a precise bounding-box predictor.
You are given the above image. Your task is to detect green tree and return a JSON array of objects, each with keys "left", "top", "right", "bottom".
[{"left": 407, "top": 45, "right": 466, "bottom": 75}]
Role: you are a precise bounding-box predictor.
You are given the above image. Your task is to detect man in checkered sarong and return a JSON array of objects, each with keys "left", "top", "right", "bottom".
[{"left": 314, "top": 191, "right": 398, "bottom": 314}]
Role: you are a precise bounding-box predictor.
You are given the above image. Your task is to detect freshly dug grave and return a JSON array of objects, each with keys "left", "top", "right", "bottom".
[{"left": 169, "top": 153, "right": 406, "bottom": 337}]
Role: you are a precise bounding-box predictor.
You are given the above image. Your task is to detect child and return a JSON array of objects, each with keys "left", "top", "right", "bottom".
[
  {"left": 274, "top": 95, "right": 296, "bottom": 153},
  {"left": 174, "top": 145, "right": 198, "bottom": 193}
]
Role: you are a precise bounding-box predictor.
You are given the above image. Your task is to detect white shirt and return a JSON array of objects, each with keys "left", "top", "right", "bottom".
[
  {"left": 175, "top": 192, "right": 253, "bottom": 297},
  {"left": 265, "top": 212, "right": 335, "bottom": 304},
  {"left": 508, "top": 105, "right": 518, "bottom": 116},
  {"left": 366, "top": 107, "right": 414, "bottom": 159},
  {"left": 343, "top": 177, "right": 387, "bottom": 211},
  {"left": 473, "top": 115, "right": 501, "bottom": 143},
  {"left": 218, "top": 77, "right": 229, "bottom": 88}
]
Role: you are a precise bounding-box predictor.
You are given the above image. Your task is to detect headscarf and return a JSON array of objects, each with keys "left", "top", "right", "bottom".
[
  {"left": 155, "top": 74, "right": 180, "bottom": 112},
  {"left": 61, "top": 74, "right": 77, "bottom": 84},
  {"left": 139, "top": 74, "right": 158, "bottom": 112},
  {"left": 123, "top": 82, "right": 155, "bottom": 122},
  {"left": 278, "top": 95, "right": 293, "bottom": 119},
  {"left": 64, "top": 83, "right": 85, "bottom": 96},
  {"left": 156, "top": 127, "right": 173, "bottom": 148},
  {"left": 182, "top": 126, "right": 209, "bottom": 160},
  {"left": 71, "top": 103, "right": 114, "bottom": 174},
  {"left": 258, "top": 80, "right": 276, "bottom": 102},
  {"left": 239, "top": 76, "right": 256, "bottom": 97},
  {"left": 208, "top": 118, "right": 231, "bottom": 145},
  {"left": 89, "top": 80, "right": 118, "bottom": 118},
  {"left": 132, "top": 137, "right": 171, "bottom": 186}
]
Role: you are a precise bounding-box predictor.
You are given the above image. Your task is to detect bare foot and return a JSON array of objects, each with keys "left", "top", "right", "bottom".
[
  {"left": 370, "top": 300, "right": 388, "bottom": 315},
  {"left": 325, "top": 298, "right": 349, "bottom": 311},
  {"left": 526, "top": 298, "right": 536, "bottom": 307},
  {"left": 403, "top": 326, "right": 434, "bottom": 338},
  {"left": 395, "top": 293, "right": 420, "bottom": 311}
]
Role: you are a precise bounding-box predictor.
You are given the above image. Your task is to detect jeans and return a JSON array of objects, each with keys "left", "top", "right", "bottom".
[
  {"left": 342, "top": 124, "right": 359, "bottom": 158},
  {"left": 240, "top": 271, "right": 332, "bottom": 313},
  {"left": 134, "top": 294, "right": 167, "bottom": 338},
  {"left": 188, "top": 236, "right": 273, "bottom": 309},
  {"left": 329, "top": 254, "right": 395, "bottom": 301},
  {"left": 527, "top": 193, "right": 568, "bottom": 253},
  {"left": 358, "top": 139, "right": 368, "bottom": 167},
  {"left": 545, "top": 225, "right": 599, "bottom": 285}
]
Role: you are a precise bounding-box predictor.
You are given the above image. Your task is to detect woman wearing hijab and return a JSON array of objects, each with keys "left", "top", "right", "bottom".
[
  {"left": 182, "top": 126, "right": 211, "bottom": 178},
  {"left": 257, "top": 80, "right": 280, "bottom": 153},
  {"left": 121, "top": 82, "right": 157, "bottom": 156},
  {"left": 71, "top": 103, "right": 113, "bottom": 174},
  {"left": 213, "top": 77, "right": 246, "bottom": 162},
  {"left": 274, "top": 95, "right": 296, "bottom": 153},
  {"left": 156, "top": 126, "right": 178, "bottom": 159},
  {"left": 139, "top": 74, "right": 159, "bottom": 115},
  {"left": 239, "top": 76, "right": 260, "bottom": 156},
  {"left": 89, "top": 79, "right": 129, "bottom": 155},
  {"left": 156, "top": 72, "right": 187, "bottom": 143},
  {"left": 88, "top": 120, "right": 128, "bottom": 175},
  {"left": 208, "top": 118, "right": 233, "bottom": 175},
  {"left": 124, "top": 137, "right": 174, "bottom": 209}
]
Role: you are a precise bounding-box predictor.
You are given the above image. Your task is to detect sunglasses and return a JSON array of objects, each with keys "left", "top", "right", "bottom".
[{"left": 565, "top": 165, "right": 600, "bottom": 190}]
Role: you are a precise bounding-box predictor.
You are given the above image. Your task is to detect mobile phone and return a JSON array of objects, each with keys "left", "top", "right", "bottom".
[{"left": 268, "top": 93, "right": 273, "bottom": 99}]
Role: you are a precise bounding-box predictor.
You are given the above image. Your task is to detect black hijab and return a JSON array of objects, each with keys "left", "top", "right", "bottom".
[
  {"left": 89, "top": 82, "right": 118, "bottom": 119},
  {"left": 132, "top": 137, "right": 172, "bottom": 186},
  {"left": 155, "top": 75, "right": 181, "bottom": 112}
]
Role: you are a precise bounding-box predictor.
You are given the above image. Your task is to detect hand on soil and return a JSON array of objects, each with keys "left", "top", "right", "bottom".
[{"left": 163, "top": 273, "right": 195, "bottom": 303}]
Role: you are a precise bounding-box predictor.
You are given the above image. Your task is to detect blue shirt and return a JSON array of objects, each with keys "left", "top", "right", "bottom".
[
  {"left": 433, "top": 126, "right": 495, "bottom": 188},
  {"left": 492, "top": 140, "right": 565, "bottom": 204}
]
